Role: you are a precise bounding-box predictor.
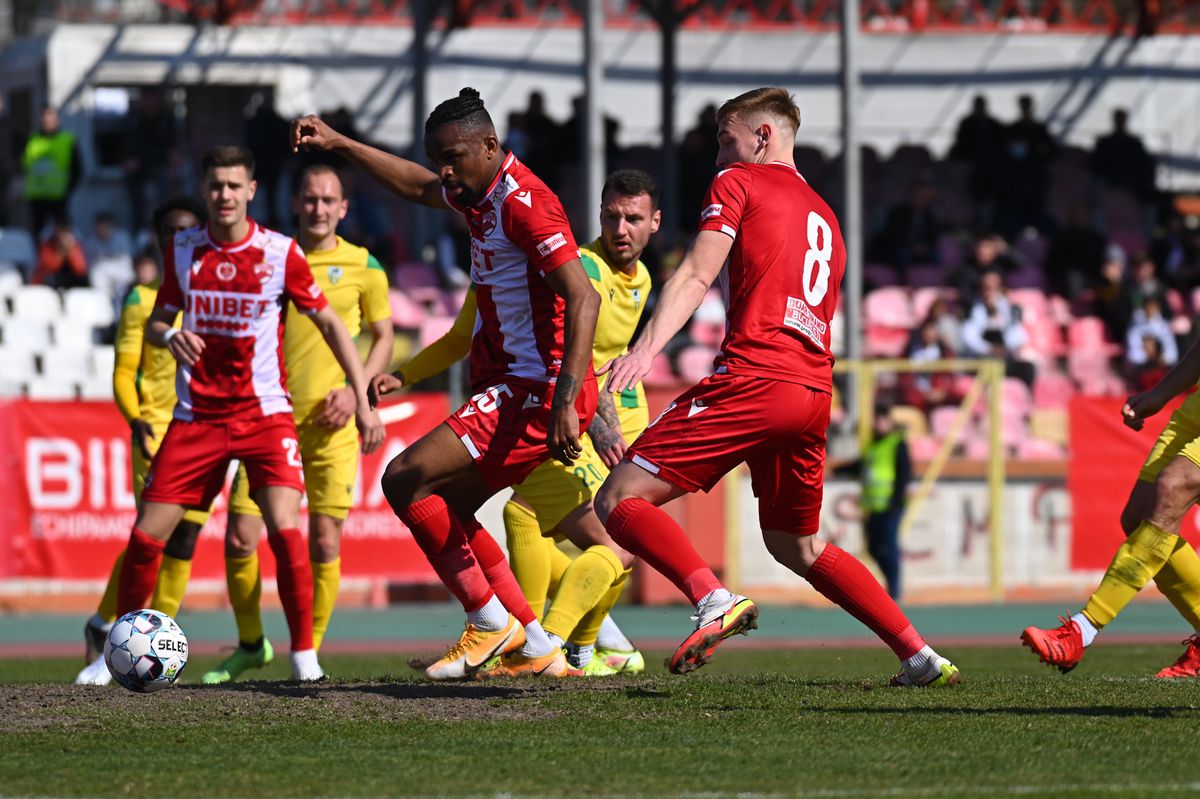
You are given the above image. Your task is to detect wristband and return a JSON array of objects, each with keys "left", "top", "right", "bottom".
[{"left": 163, "top": 328, "right": 180, "bottom": 346}]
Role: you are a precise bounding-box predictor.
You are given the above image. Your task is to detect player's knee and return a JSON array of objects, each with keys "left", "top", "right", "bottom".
[
  {"left": 309, "top": 516, "right": 343, "bottom": 562},
  {"left": 163, "top": 521, "right": 202, "bottom": 560},
  {"left": 225, "top": 515, "right": 262, "bottom": 558},
  {"left": 380, "top": 456, "right": 427, "bottom": 511},
  {"left": 1153, "top": 463, "right": 1200, "bottom": 518}
]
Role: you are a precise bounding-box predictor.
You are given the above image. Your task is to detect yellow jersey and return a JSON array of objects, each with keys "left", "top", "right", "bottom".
[
  {"left": 579, "top": 239, "right": 652, "bottom": 414},
  {"left": 286, "top": 236, "right": 391, "bottom": 422},
  {"left": 112, "top": 282, "right": 179, "bottom": 427}
]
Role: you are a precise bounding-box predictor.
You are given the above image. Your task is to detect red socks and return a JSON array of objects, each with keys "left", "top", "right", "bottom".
[
  {"left": 806, "top": 544, "right": 925, "bottom": 659},
  {"left": 607, "top": 498, "right": 721, "bottom": 605},
  {"left": 463, "top": 518, "right": 537, "bottom": 626},
  {"left": 117, "top": 528, "right": 166, "bottom": 616},
  {"left": 268, "top": 527, "right": 314, "bottom": 651},
  {"left": 399, "top": 495, "right": 494, "bottom": 613}
]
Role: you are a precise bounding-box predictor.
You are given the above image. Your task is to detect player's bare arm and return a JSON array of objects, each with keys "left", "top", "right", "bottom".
[
  {"left": 316, "top": 318, "right": 395, "bottom": 429},
  {"left": 589, "top": 387, "right": 626, "bottom": 468},
  {"left": 146, "top": 306, "right": 205, "bottom": 366},
  {"left": 290, "top": 114, "right": 447, "bottom": 210},
  {"left": 310, "top": 305, "right": 385, "bottom": 453},
  {"left": 545, "top": 259, "right": 601, "bottom": 465},
  {"left": 603, "top": 229, "right": 733, "bottom": 394},
  {"left": 1124, "top": 336, "right": 1200, "bottom": 430}
]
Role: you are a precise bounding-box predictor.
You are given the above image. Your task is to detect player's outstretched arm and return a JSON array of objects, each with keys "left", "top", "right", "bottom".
[
  {"left": 545, "top": 259, "right": 601, "bottom": 465},
  {"left": 1124, "top": 336, "right": 1200, "bottom": 430},
  {"left": 290, "top": 114, "right": 447, "bottom": 210},
  {"left": 602, "top": 229, "right": 733, "bottom": 394},
  {"left": 310, "top": 305, "right": 385, "bottom": 453},
  {"left": 146, "top": 306, "right": 204, "bottom": 366}
]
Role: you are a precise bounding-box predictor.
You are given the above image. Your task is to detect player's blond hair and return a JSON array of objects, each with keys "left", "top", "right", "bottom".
[{"left": 717, "top": 87, "right": 801, "bottom": 135}]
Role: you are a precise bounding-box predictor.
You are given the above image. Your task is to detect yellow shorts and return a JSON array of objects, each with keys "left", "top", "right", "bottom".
[
  {"left": 513, "top": 433, "right": 608, "bottom": 535},
  {"left": 229, "top": 418, "right": 359, "bottom": 520},
  {"left": 133, "top": 420, "right": 211, "bottom": 526},
  {"left": 1139, "top": 394, "right": 1200, "bottom": 482}
]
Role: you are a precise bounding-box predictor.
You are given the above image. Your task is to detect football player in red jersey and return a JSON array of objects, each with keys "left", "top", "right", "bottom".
[
  {"left": 597, "top": 88, "right": 961, "bottom": 686},
  {"left": 112, "top": 145, "right": 384, "bottom": 681},
  {"left": 293, "top": 88, "right": 611, "bottom": 679}
]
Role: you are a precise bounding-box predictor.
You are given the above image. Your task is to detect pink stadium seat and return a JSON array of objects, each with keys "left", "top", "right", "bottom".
[
  {"left": 642, "top": 352, "right": 678, "bottom": 388},
  {"left": 865, "top": 325, "right": 910, "bottom": 358},
  {"left": 909, "top": 436, "right": 940, "bottom": 461},
  {"left": 1068, "top": 317, "right": 1118, "bottom": 355},
  {"left": 689, "top": 317, "right": 725, "bottom": 348},
  {"left": 1166, "top": 289, "right": 1186, "bottom": 317},
  {"left": 388, "top": 289, "right": 426, "bottom": 329},
  {"left": 1026, "top": 318, "right": 1066, "bottom": 357},
  {"left": 1191, "top": 287, "right": 1200, "bottom": 315},
  {"left": 1000, "top": 378, "right": 1032, "bottom": 415},
  {"left": 864, "top": 287, "right": 912, "bottom": 327},
  {"left": 676, "top": 346, "right": 719, "bottom": 384},
  {"left": 394, "top": 261, "right": 438, "bottom": 291},
  {"left": 963, "top": 435, "right": 990, "bottom": 460},
  {"left": 1033, "top": 372, "right": 1075, "bottom": 409},
  {"left": 1048, "top": 294, "right": 1072, "bottom": 326},
  {"left": 930, "top": 406, "right": 971, "bottom": 440},
  {"left": 419, "top": 315, "right": 456, "bottom": 347},
  {"left": 441, "top": 287, "right": 469, "bottom": 316},
  {"left": 1017, "top": 438, "right": 1066, "bottom": 461},
  {"left": 1008, "top": 288, "right": 1048, "bottom": 323},
  {"left": 911, "top": 287, "right": 949, "bottom": 321}
]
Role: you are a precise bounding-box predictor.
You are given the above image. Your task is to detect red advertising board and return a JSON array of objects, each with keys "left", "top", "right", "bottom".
[
  {"left": 0, "top": 397, "right": 448, "bottom": 582},
  {"left": 1068, "top": 394, "right": 1200, "bottom": 570}
]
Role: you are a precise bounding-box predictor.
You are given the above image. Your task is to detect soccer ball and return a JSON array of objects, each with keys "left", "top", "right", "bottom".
[{"left": 105, "top": 609, "right": 189, "bottom": 693}]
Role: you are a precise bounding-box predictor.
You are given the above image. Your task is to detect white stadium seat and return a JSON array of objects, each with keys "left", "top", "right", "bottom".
[
  {"left": 52, "top": 318, "right": 97, "bottom": 352},
  {"left": 92, "top": 345, "right": 116, "bottom": 380},
  {"left": 79, "top": 375, "right": 114, "bottom": 400},
  {"left": 1, "top": 318, "right": 53, "bottom": 354},
  {"left": 12, "top": 285, "right": 62, "bottom": 322},
  {"left": 0, "top": 346, "right": 37, "bottom": 383},
  {"left": 41, "top": 348, "right": 94, "bottom": 382},
  {"left": 25, "top": 376, "right": 77, "bottom": 400},
  {"left": 64, "top": 287, "right": 116, "bottom": 327}
]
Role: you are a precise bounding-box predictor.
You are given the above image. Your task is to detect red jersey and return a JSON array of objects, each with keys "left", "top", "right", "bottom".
[
  {"left": 697, "top": 161, "right": 845, "bottom": 392},
  {"left": 156, "top": 220, "right": 328, "bottom": 422},
  {"left": 446, "top": 152, "right": 581, "bottom": 392}
]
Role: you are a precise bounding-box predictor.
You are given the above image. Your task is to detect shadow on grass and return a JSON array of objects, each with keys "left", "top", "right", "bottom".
[
  {"left": 823, "top": 705, "right": 1199, "bottom": 719},
  {"left": 180, "top": 679, "right": 533, "bottom": 701}
]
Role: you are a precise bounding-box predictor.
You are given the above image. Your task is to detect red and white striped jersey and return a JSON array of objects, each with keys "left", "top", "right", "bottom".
[
  {"left": 156, "top": 220, "right": 328, "bottom": 422},
  {"left": 446, "top": 152, "right": 580, "bottom": 391}
]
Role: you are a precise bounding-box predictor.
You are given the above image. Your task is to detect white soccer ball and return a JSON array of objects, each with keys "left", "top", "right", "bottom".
[{"left": 105, "top": 609, "right": 189, "bottom": 693}]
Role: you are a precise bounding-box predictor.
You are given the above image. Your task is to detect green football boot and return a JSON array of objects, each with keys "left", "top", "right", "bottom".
[{"left": 202, "top": 638, "right": 274, "bottom": 684}]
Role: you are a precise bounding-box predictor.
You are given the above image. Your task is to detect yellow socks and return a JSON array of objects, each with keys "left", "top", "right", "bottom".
[
  {"left": 226, "top": 553, "right": 265, "bottom": 647},
  {"left": 504, "top": 500, "right": 554, "bottom": 621},
  {"left": 97, "top": 551, "right": 125, "bottom": 623},
  {"left": 1083, "top": 520, "right": 1180, "bottom": 628},
  {"left": 311, "top": 558, "right": 341, "bottom": 651},
  {"left": 150, "top": 555, "right": 192, "bottom": 618},
  {"left": 1152, "top": 538, "right": 1200, "bottom": 630},
  {"left": 569, "top": 566, "right": 632, "bottom": 648},
  {"left": 543, "top": 545, "right": 624, "bottom": 642}
]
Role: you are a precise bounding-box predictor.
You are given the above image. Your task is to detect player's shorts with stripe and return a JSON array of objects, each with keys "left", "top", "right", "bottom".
[
  {"left": 142, "top": 414, "right": 305, "bottom": 508},
  {"left": 626, "top": 372, "right": 831, "bottom": 535},
  {"left": 230, "top": 417, "right": 359, "bottom": 519},
  {"left": 445, "top": 376, "right": 598, "bottom": 492},
  {"left": 132, "top": 420, "right": 212, "bottom": 526},
  {"left": 1140, "top": 392, "right": 1200, "bottom": 482}
]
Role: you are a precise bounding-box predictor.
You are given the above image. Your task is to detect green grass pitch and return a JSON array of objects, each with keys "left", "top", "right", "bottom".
[{"left": 4, "top": 644, "right": 1200, "bottom": 798}]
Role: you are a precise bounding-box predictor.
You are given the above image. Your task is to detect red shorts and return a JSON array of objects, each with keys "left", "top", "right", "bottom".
[
  {"left": 142, "top": 414, "right": 306, "bottom": 508},
  {"left": 445, "top": 376, "right": 598, "bottom": 491},
  {"left": 626, "top": 373, "right": 831, "bottom": 535}
]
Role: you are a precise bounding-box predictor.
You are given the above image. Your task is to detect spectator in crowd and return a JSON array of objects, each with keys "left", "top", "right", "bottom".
[
  {"left": 1091, "top": 109, "right": 1156, "bottom": 201},
  {"left": 84, "top": 211, "right": 135, "bottom": 312},
  {"left": 1150, "top": 214, "right": 1200, "bottom": 293},
  {"left": 903, "top": 315, "right": 962, "bottom": 411},
  {"left": 32, "top": 219, "right": 88, "bottom": 289},
  {"left": 961, "top": 269, "right": 1035, "bottom": 386},
  {"left": 121, "top": 89, "right": 174, "bottom": 234},
  {"left": 520, "top": 91, "right": 563, "bottom": 186},
  {"left": 996, "top": 95, "right": 1056, "bottom": 236},
  {"left": 0, "top": 92, "right": 14, "bottom": 227},
  {"left": 22, "top": 105, "right": 83, "bottom": 238},
  {"left": 1046, "top": 203, "right": 1107, "bottom": 299},
  {"left": 1130, "top": 334, "right": 1171, "bottom": 393},
  {"left": 678, "top": 104, "right": 720, "bottom": 229},
  {"left": 949, "top": 95, "right": 1007, "bottom": 212},
  {"left": 1126, "top": 251, "right": 1170, "bottom": 321},
  {"left": 868, "top": 174, "right": 940, "bottom": 279},
  {"left": 948, "top": 231, "right": 1021, "bottom": 307},
  {"left": 243, "top": 94, "right": 290, "bottom": 227},
  {"left": 1125, "top": 295, "right": 1177, "bottom": 373},
  {"left": 1093, "top": 243, "right": 1130, "bottom": 341}
]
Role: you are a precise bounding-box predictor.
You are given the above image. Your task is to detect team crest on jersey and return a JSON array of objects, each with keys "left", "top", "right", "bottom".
[
  {"left": 632, "top": 288, "right": 642, "bottom": 310},
  {"left": 480, "top": 209, "right": 498, "bottom": 237},
  {"left": 216, "top": 262, "right": 237, "bottom": 281},
  {"left": 327, "top": 266, "right": 344, "bottom": 285},
  {"left": 254, "top": 262, "right": 275, "bottom": 284}
]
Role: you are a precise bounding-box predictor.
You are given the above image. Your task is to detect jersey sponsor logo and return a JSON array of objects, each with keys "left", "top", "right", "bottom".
[
  {"left": 480, "top": 209, "right": 498, "bottom": 237},
  {"left": 784, "top": 296, "right": 828, "bottom": 350},
  {"left": 215, "top": 262, "right": 237, "bottom": 281},
  {"left": 327, "top": 266, "right": 343, "bottom": 285},
  {"left": 254, "top": 262, "right": 275, "bottom": 285},
  {"left": 185, "top": 290, "right": 273, "bottom": 333},
  {"left": 514, "top": 189, "right": 533, "bottom": 208},
  {"left": 701, "top": 203, "right": 723, "bottom": 220},
  {"left": 688, "top": 399, "right": 708, "bottom": 418},
  {"left": 537, "top": 232, "right": 567, "bottom": 258}
]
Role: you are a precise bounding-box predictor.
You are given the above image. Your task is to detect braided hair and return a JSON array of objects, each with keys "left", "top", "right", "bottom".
[{"left": 425, "top": 87, "right": 494, "bottom": 138}]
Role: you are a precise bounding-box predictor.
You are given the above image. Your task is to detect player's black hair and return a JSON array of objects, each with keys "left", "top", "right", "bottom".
[
  {"left": 602, "top": 169, "right": 661, "bottom": 211},
  {"left": 425, "top": 87, "right": 495, "bottom": 138},
  {"left": 152, "top": 195, "right": 208, "bottom": 237},
  {"left": 200, "top": 145, "right": 256, "bottom": 178}
]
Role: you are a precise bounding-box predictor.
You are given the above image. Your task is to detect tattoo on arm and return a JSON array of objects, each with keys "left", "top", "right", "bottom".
[
  {"left": 596, "top": 385, "right": 620, "bottom": 430},
  {"left": 552, "top": 374, "right": 578, "bottom": 414}
]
